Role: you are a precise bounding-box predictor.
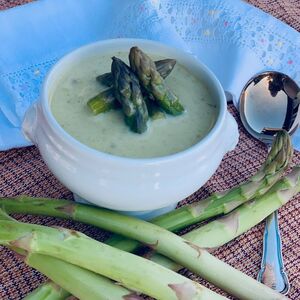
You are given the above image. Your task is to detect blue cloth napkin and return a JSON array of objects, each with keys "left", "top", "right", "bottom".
[{"left": 1, "top": 0, "right": 300, "bottom": 150}]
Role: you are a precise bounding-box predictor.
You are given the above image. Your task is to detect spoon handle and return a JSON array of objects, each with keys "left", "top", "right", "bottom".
[{"left": 257, "top": 211, "right": 290, "bottom": 294}]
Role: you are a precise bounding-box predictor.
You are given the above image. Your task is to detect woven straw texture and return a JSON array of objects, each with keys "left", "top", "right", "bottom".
[{"left": 1, "top": 1, "right": 300, "bottom": 299}]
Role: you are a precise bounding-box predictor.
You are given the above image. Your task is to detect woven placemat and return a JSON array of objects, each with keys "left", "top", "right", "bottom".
[{"left": 1, "top": 1, "right": 300, "bottom": 299}]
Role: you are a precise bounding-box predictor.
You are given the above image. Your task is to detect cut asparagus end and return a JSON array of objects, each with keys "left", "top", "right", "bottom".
[
  {"left": 87, "top": 88, "right": 118, "bottom": 115},
  {"left": 26, "top": 253, "right": 141, "bottom": 300},
  {"left": 23, "top": 281, "right": 70, "bottom": 300}
]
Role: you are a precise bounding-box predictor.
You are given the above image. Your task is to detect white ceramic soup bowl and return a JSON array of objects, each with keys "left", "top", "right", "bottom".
[{"left": 22, "top": 38, "right": 239, "bottom": 217}]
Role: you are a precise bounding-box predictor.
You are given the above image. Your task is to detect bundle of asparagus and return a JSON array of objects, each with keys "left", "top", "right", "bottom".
[
  {"left": 87, "top": 47, "right": 184, "bottom": 133},
  {"left": 0, "top": 131, "right": 296, "bottom": 300}
]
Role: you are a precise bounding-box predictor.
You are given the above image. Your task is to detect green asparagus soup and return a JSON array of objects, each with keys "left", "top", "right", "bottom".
[{"left": 51, "top": 52, "right": 218, "bottom": 158}]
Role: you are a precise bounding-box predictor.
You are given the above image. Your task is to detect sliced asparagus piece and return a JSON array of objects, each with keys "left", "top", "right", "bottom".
[
  {"left": 0, "top": 131, "right": 292, "bottom": 254},
  {"left": 111, "top": 57, "right": 149, "bottom": 133},
  {"left": 129, "top": 47, "right": 184, "bottom": 115},
  {"left": 0, "top": 221, "right": 226, "bottom": 300},
  {"left": 23, "top": 281, "right": 70, "bottom": 300},
  {"left": 96, "top": 59, "right": 176, "bottom": 87},
  {"left": 87, "top": 88, "right": 119, "bottom": 115}
]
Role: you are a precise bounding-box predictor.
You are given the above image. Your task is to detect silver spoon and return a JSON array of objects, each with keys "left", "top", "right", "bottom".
[{"left": 238, "top": 71, "right": 300, "bottom": 294}]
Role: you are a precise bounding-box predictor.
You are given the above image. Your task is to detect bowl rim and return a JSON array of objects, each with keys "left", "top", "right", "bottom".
[{"left": 41, "top": 38, "right": 227, "bottom": 164}]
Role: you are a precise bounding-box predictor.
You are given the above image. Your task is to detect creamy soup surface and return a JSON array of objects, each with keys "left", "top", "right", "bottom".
[{"left": 51, "top": 52, "right": 218, "bottom": 158}]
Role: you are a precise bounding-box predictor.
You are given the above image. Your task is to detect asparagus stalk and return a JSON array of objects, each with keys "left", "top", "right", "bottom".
[
  {"left": 23, "top": 281, "right": 70, "bottom": 300},
  {"left": 0, "top": 131, "right": 292, "bottom": 253},
  {"left": 26, "top": 253, "right": 142, "bottom": 300},
  {"left": 0, "top": 221, "right": 226, "bottom": 300},
  {"left": 149, "top": 166, "right": 300, "bottom": 271},
  {"left": 129, "top": 47, "right": 184, "bottom": 115},
  {"left": 111, "top": 57, "right": 149, "bottom": 133},
  {"left": 90, "top": 59, "right": 176, "bottom": 116},
  {"left": 96, "top": 59, "right": 176, "bottom": 87}
]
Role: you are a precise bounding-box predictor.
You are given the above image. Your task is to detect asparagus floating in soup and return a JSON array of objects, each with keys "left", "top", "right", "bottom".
[{"left": 51, "top": 51, "right": 218, "bottom": 158}]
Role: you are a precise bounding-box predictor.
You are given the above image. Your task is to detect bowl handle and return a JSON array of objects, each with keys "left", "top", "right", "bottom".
[
  {"left": 22, "top": 102, "right": 38, "bottom": 145},
  {"left": 223, "top": 111, "right": 239, "bottom": 152}
]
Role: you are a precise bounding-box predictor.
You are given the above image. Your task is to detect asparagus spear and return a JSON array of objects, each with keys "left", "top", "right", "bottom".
[
  {"left": 26, "top": 254, "right": 142, "bottom": 300},
  {"left": 96, "top": 59, "right": 176, "bottom": 87},
  {"left": 87, "top": 88, "right": 120, "bottom": 115},
  {"left": 0, "top": 221, "right": 226, "bottom": 300},
  {"left": 149, "top": 166, "right": 300, "bottom": 271},
  {"left": 129, "top": 46, "right": 184, "bottom": 115},
  {"left": 23, "top": 281, "right": 70, "bottom": 300},
  {"left": 111, "top": 57, "right": 149, "bottom": 133},
  {"left": 0, "top": 131, "right": 292, "bottom": 253}
]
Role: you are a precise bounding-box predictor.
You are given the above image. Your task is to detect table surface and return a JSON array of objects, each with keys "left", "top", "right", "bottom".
[{"left": 0, "top": 1, "right": 300, "bottom": 299}]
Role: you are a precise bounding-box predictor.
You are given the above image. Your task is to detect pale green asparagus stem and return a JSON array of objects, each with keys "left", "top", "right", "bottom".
[
  {"left": 0, "top": 221, "right": 225, "bottom": 300},
  {"left": 87, "top": 88, "right": 119, "bottom": 115},
  {"left": 26, "top": 254, "right": 141, "bottom": 300},
  {"left": 23, "top": 281, "right": 69, "bottom": 300},
  {"left": 150, "top": 166, "right": 300, "bottom": 272}
]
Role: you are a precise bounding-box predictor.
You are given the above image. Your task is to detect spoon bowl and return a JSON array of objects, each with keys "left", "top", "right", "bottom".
[{"left": 239, "top": 71, "right": 300, "bottom": 145}]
